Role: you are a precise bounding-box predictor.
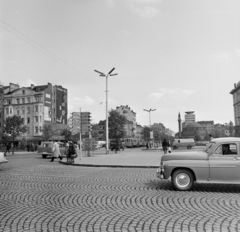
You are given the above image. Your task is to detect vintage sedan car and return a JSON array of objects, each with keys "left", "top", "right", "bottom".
[
  {"left": 38, "top": 141, "right": 66, "bottom": 158},
  {"left": 157, "top": 137, "right": 240, "bottom": 191}
]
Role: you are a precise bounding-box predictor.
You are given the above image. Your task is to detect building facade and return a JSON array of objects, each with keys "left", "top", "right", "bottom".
[
  {"left": 116, "top": 105, "right": 136, "bottom": 137},
  {"left": 230, "top": 82, "right": 240, "bottom": 136},
  {"left": 1, "top": 82, "right": 67, "bottom": 143},
  {"left": 197, "top": 121, "right": 214, "bottom": 134}
]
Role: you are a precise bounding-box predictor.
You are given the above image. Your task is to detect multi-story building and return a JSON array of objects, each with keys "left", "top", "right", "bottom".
[
  {"left": 230, "top": 82, "right": 240, "bottom": 136},
  {"left": 1, "top": 82, "right": 67, "bottom": 143},
  {"left": 116, "top": 105, "right": 136, "bottom": 137},
  {"left": 52, "top": 85, "right": 68, "bottom": 125},
  {"left": 182, "top": 111, "right": 196, "bottom": 128},
  {"left": 197, "top": 121, "right": 214, "bottom": 134}
]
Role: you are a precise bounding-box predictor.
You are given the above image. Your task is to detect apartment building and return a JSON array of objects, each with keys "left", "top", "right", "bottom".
[
  {"left": 230, "top": 82, "right": 240, "bottom": 136},
  {"left": 197, "top": 121, "right": 214, "bottom": 134},
  {"left": 116, "top": 105, "right": 136, "bottom": 137},
  {"left": 1, "top": 82, "right": 67, "bottom": 142}
]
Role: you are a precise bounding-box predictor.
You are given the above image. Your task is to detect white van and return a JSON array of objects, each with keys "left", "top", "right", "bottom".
[{"left": 172, "top": 138, "right": 195, "bottom": 149}]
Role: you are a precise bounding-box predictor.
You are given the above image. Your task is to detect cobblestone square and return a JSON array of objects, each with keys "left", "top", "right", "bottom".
[{"left": 0, "top": 153, "right": 240, "bottom": 232}]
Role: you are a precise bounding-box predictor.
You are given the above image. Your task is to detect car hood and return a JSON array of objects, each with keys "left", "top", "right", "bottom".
[{"left": 161, "top": 151, "right": 208, "bottom": 162}]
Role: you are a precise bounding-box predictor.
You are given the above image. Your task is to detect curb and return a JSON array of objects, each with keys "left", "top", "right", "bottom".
[{"left": 59, "top": 161, "right": 158, "bottom": 169}]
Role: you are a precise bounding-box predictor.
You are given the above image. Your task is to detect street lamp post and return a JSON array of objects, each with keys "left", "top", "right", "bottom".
[
  {"left": 94, "top": 68, "right": 118, "bottom": 154},
  {"left": 143, "top": 108, "right": 156, "bottom": 128}
]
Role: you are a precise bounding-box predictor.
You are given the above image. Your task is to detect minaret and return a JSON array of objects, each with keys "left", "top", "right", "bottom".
[{"left": 178, "top": 112, "right": 182, "bottom": 138}]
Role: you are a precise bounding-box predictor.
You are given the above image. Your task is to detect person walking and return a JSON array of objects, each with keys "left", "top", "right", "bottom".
[
  {"left": 162, "top": 138, "right": 169, "bottom": 154},
  {"left": 50, "top": 142, "right": 62, "bottom": 162}
]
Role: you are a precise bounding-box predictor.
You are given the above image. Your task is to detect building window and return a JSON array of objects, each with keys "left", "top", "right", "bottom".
[
  {"left": 22, "top": 98, "right": 25, "bottom": 104},
  {"left": 35, "top": 106, "right": 38, "bottom": 112},
  {"left": 22, "top": 90, "right": 25, "bottom": 95},
  {"left": 22, "top": 108, "right": 25, "bottom": 115},
  {"left": 35, "top": 127, "right": 38, "bottom": 133},
  {"left": 27, "top": 117, "right": 30, "bottom": 124},
  {"left": 17, "top": 99, "right": 20, "bottom": 104},
  {"left": 35, "top": 116, "right": 38, "bottom": 122},
  {"left": 10, "top": 108, "right": 12, "bottom": 114},
  {"left": 27, "top": 107, "right": 30, "bottom": 114},
  {"left": 17, "top": 110, "right": 20, "bottom": 115},
  {"left": 39, "top": 116, "right": 41, "bottom": 122},
  {"left": 27, "top": 97, "right": 30, "bottom": 103},
  {"left": 8, "top": 100, "right": 11, "bottom": 105}
]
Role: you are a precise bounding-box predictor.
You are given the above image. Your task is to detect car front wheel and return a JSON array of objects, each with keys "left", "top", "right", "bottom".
[{"left": 172, "top": 169, "right": 194, "bottom": 191}]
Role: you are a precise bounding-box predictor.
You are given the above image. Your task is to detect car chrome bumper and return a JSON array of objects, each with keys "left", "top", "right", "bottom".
[{"left": 156, "top": 166, "right": 164, "bottom": 179}]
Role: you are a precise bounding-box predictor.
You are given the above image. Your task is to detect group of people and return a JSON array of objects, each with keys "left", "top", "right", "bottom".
[
  {"left": 26, "top": 143, "right": 38, "bottom": 152},
  {"left": 50, "top": 140, "right": 78, "bottom": 164}
]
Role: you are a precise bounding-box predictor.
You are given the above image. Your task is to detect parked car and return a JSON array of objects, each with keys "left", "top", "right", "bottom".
[
  {"left": 0, "top": 153, "right": 8, "bottom": 165},
  {"left": 172, "top": 138, "right": 195, "bottom": 149},
  {"left": 38, "top": 142, "right": 66, "bottom": 158},
  {"left": 157, "top": 137, "right": 240, "bottom": 191}
]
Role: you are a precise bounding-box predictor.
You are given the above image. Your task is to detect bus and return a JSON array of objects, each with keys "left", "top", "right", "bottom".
[{"left": 124, "top": 138, "right": 145, "bottom": 148}]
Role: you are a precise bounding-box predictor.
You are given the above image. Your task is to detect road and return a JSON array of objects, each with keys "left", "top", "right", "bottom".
[{"left": 0, "top": 151, "right": 240, "bottom": 232}]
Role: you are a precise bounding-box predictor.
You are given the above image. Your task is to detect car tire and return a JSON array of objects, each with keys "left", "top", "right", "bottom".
[
  {"left": 172, "top": 169, "right": 194, "bottom": 191},
  {"left": 42, "top": 154, "right": 47, "bottom": 158}
]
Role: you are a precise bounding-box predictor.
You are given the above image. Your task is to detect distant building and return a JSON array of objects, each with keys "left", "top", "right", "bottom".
[
  {"left": 116, "top": 105, "right": 136, "bottom": 137},
  {"left": 197, "top": 121, "right": 214, "bottom": 134},
  {"left": 230, "top": 82, "right": 240, "bottom": 136}
]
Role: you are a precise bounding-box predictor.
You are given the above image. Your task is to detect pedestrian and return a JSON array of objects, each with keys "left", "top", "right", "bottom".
[
  {"left": 209, "top": 134, "right": 214, "bottom": 141},
  {"left": 26, "top": 144, "right": 30, "bottom": 152},
  {"left": 50, "top": 142, "right": 62, "bottom": 162},
  {"left": 146, "top": 142, "right": 149, "bottom": 149},
  {"left": 6, "top": 143, "right": 11, "bottom": 154},
  {"left": 68, "top": 140, "right": 77, "bottom": 163},
  {"left": 162, "top": 138, "right": 169, "bottom": 154}
]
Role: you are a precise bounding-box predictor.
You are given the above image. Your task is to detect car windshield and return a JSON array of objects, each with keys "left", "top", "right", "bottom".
[{"left": 203, "top": 142, "right": 216, "bottom": 154}]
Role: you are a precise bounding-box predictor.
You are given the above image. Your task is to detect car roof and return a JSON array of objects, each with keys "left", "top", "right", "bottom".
[{"left": 211, "top": 137, "right": 240, "bottom": 143}]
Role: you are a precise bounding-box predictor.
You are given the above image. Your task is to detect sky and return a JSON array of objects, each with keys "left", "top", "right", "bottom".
[{"left": 0, "top": 0, "right": 240, "bottom": 133}]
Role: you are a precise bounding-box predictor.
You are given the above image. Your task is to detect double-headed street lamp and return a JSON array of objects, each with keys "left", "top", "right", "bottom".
[
  {"left": 143, "top": 108, "right": 156, "bottom": 128},
  {"left": 94, "top": 68, "right": 118, "bottom": 154}
]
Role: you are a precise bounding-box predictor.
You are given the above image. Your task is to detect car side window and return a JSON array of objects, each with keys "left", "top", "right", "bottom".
[{"left": 213, "top": 143, "right": 237, "bottom": 156}]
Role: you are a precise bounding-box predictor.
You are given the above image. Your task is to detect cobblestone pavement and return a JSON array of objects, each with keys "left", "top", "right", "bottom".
[{"left": 1, "top": 153, "right": 240, "bottom": 232}]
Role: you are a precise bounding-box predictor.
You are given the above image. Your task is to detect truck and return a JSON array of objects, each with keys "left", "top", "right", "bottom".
[{"left": 172, "top": 138, "right": 195, "bottom": 149}]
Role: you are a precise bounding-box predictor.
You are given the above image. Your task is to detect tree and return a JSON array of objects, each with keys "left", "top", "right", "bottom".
[
  {"left": 42, "top": 124, "right": 53, "bottom": 141},
  {"left": 61, "top": 128, "right": 72, "bottom": 141},
  {"left": 108, "top": 109, "right": 127, "bottom": 141},
  {"left": 91, "top": 123, "right": 99, "bottom": 141},
  {"left": 3, "top": 115, "right": 28, "bottom": 154},
  {"left": 141, "top": 126, "right": 151, "bottom": 142}
]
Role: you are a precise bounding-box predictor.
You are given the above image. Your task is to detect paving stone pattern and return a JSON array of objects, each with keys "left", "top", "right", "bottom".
[{"left": 0, "top": 153, "right": 240, "bottom": 232}]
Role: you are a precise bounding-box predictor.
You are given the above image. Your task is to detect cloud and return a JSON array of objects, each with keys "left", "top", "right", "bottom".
[
  {"left": 20, "top": 79, "right": 37, "bottom": 88},
  {"left": 105, "top": 0, "right": 115, "bottom": 7},
  {"left": 236, "top": 49, "right": 240, "bottom": 57},
  {"left": 130, "top": 5, "right": 159, "bottom": 17},
  {"left": 69, "top": 96, "right": 96, "bottom": 106},
  {"left": 214, "top": 52, "right": 231, "bottom": 63},
  {"left": 145, "top": 88, "right": 196, "bottom": 103}
]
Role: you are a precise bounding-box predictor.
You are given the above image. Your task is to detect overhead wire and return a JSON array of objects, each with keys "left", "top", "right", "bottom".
[{"left": 0, "top": 18, "right": 96, "bottom": 84}]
